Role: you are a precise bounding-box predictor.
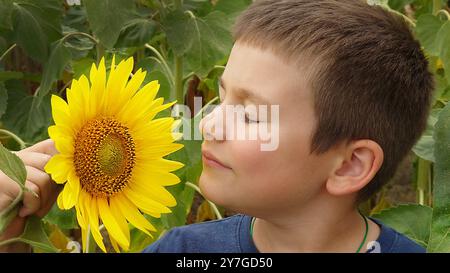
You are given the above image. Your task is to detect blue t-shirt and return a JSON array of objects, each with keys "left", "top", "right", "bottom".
[{"left": 142, "top": 214, "right": 425, "bottom": 253}]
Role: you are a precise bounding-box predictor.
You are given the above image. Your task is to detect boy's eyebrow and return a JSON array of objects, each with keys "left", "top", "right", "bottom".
[{"left": 219, "top": 76, "right": 270, "bottom": 105}]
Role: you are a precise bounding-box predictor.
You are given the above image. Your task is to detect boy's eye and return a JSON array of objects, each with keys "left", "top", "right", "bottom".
[{"left": 245, "top": 113, "right": 260, "bottom": 124}]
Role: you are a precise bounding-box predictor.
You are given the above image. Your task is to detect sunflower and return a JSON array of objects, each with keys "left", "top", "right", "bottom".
[{"left": 44, "top": 56, "right": 184, "bottom": 252}]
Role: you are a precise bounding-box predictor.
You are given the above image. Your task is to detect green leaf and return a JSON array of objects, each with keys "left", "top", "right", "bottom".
[
  {"left": 36, "top": 38, "right": 72, "bottom": 100},
  {"left": 17, "top": 216, "right": 59, "bottom": 253},
  {"left": 43, "top": 204, "right": 78, "bottom": 230},
  {"left": 435, "top": 21, "right": 450, "bottom": 83},
  {"left": 11, "top": 3, "right": 48, "bottom": 63},
  {"left": 415, "top": 14, "right": 444, "bottom": 56},
  {"left": 115, "top": 18, "right": 156, "bottom": 48},
  {"left": 185, "top": 11, "right": 233, "bottom": 77},
  {"left": 0, "top": 71, "right": 24, "bottom": 81},
  {"left": 0, "top": 205, "right": 19, "bottom": 234},
  {"left": 412, "top": 108, "right": 442, "bottom": 162},
  {"left": 0, "top": 141, "right": 27, "bottom": 234},
  {"left": 372, "top": 204, "right": 432, "bottom": 248},
  {"left": 428, "top": 101, "right": 450, "bottom": 252},
  {"left": 1, "top": 91, "right": 52, "bottom": 143},
  {"left": 214, "top": 0, "right": 251, "bottom": 19},
  {"left": 84, "top": 0, "right": 135, "bottom": 49},
  {"left": 72, "top": 57, "right": 96, "bottom": 80},
  {"left": 387, "top": 0, "right": 416, "bottom": 11},
  {"left": 11, "top": 0, "right": 63, "bottom": 63},
  {"left": 0, "top": 82, "right": 7, "bottom": 120},
  {"left": 0, "top": 0, "right": 14, "bottom": 30},
  {"left": 0, "top": 142, "right": 27, "bottom": 186},
  {"left": 162, "top": 9, "right": 195, "bottom": 57}
]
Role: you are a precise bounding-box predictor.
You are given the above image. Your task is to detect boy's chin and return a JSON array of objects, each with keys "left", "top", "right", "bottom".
[{"left": 198, "top": 175, "right": 235, "bottom": 209}]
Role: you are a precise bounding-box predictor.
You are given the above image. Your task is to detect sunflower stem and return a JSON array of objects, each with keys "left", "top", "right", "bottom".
[
  {"left": 96, "top": 44, "right": 105, "bottom": 63},
  {"left": 0, "top": 129, "right": 27, "bottom": 149},
  {"left": 185, "top": 182, "right": 222, "bottom": 220},
  {"left": 61, "top": 32, "right": 98, "bottom": 45},
  {"left": 174, "top": 56, "right": 184, "bottom": 104},
  {"left": 433, "top": 0, "right": 442, "bottom": 15},
  {"left": 174, "top": 0, "right": 183, "bottom": 10},
  {"left": 0, "top": 43, "right": 17, "bottom": 63},
  {"left": 144, "top": 44, "right": 175, "bottom": 85}
]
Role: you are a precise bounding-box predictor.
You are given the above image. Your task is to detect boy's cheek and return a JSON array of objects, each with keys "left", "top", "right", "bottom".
[{"left": 231, "top": 140, "right": 278, "bottom": 173}]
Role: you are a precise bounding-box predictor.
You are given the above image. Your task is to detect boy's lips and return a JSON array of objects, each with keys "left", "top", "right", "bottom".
[{"left": 201, "top": 150, "right": 232, "bottom": 169}]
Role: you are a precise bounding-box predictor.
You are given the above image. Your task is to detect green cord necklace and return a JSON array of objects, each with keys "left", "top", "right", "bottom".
[{"left": 249, "top": 211, "right": 369, "bottom": 253}]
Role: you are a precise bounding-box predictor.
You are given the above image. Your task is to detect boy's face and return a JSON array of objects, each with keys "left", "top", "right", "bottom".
[{"left": 198, "top": 42, "right": 341, "bottom": 216}]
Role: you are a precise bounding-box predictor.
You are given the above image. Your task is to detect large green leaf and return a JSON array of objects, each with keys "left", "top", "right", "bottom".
[
  {"left": 0, "top": 82, "right": 7, "bottom": 120},
  {"left": 186, "top": 11, "right": 233, "bottom": 77},
  {"left": 36, "top": 38, "right": 72, "bottom": 100},
  {"left": 428, "top": 101, "right": 450, "bottom": 252},
  {"left": 412, "top": 108, "right": 442, "bottom": 162},
  {"left": 0, "top": 142, "right": 27, "bottom": 233},
  {"left": 43, "top": 204, "right": 78, "bottom": 230},
  {"left": 0, "top": 142, "right": 27, "bottom": 186},
  {"left": 162, "top": 9, "right": 195, "bottom": 57},
  {"left": 372, "top": 204, "right": 432, "bottom": 248},
  {"left": 415, "top": 14, "right": 444, "bottom": 56},
  {"left": 84, "top": 0, "right": 135, "bottom": 49},
  {"left": 163, "top": 10, "right": 233, "bottom": 77},
  {"left": 1, "top": 90, "right": 52, "bottom": 143},
  {"left": 11, "top": 0, "right": 63, "bottom": 63},
  {"left": 214, "top": 0, "right": 251, "bottom": 19},
  {"left": 72, "top": 57, "right": 96, "bottom": 80},
  {"left": 115, "top": 18, "right": 156, "bottom": 48},
  {"left": 0, "top": 71, "right": 24, "bottom": 81},
  {"left": 12, "top": 3, "right": 48, "bottom": 63},
  {"left": 17, "top": 216, "right": 59, "bottom": 252},
  {"left": 387, "top": 0, "right": 416, "bottom": 11},
  {"left": 435, "top": 21, "right": 450, "bottom": 83},
  {"left": 0, "top": 0, "right": 14, "bottom": 30}
]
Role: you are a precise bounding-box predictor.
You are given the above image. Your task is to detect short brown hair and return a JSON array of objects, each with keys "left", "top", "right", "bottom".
[{"left": 233, "top": 0, "right": 435, "bottom": 202}]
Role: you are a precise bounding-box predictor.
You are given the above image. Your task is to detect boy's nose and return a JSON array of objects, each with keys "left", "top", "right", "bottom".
[{"left": 199, "top": 106, "right": 226, "bottom": 142}]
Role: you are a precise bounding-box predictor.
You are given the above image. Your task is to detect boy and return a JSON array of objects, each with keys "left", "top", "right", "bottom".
[{"left": 1, "top": 0, "right": 433, "bottom": 252}]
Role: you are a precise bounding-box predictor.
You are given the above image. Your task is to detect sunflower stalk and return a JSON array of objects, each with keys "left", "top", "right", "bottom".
[
  {"left": 0, "top": 129, "right": 27, "bottom": 149},
  {"left": 0, "top": 43, "right": 17, "bottom": 63}
]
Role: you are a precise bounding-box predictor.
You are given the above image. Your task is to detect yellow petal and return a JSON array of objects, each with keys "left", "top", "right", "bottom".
[
  {"left": 97, "top": 198, "right": 130, "bottom": 251},
  {"left": 134, "top": 168, "right": 181, "bottom": 186},
  {"left": 138, "top": 143, "right": 184, "bottom": 159},
  {"left": 51, "top": 95, "right": 72, "bottom": 126},
  {"left": 123, "top": 186, "right": 171, "bottom": 215},
  {"left": 44, "top": 155, "right": 72, "bottom": 183},
  {"left": 85, "top": 195, "right": 106, "bottom": 253},
  {"left": 57, "top": 191, "right": 65, "bottom": 209},
  {"left": 137, "top": 158, "right": 184, "bottom": 173},
  {"left": 117, "top": 81, "right": 160, "bottom": 126},
  {"left": 54, "top": 137, "right": 74, "bottom": 155},
  {"left": 76, "top": 203, "right": 87, "bottom": 230},
  {"left": 109, "top": 234, "right": 121, "bottom": 253},
  {"left": 62, "top": 182, "right": 75, "bottom": 209},
  {"left": 111, "top": 194, "right": 156, "bottom": 236},
  {"left": 67, "top": 171, "right": 80, "bottom": 201},
  {"left": 129, "top": 179, "right": 176, "bottom": 207}
]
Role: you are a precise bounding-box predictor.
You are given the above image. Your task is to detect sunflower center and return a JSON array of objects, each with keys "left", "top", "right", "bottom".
[{"left": 74, "top": 117, "right": 136, "bottom": 198}]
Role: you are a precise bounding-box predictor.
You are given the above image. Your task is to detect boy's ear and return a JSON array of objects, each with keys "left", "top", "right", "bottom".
[{"left": 326, "top": 140, "right": 384, "bottom": 197}]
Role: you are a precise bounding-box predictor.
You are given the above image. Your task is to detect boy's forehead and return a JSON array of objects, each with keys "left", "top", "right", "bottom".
[{"left": 222, "top": 42, "right": 312, "bottom": 104}]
